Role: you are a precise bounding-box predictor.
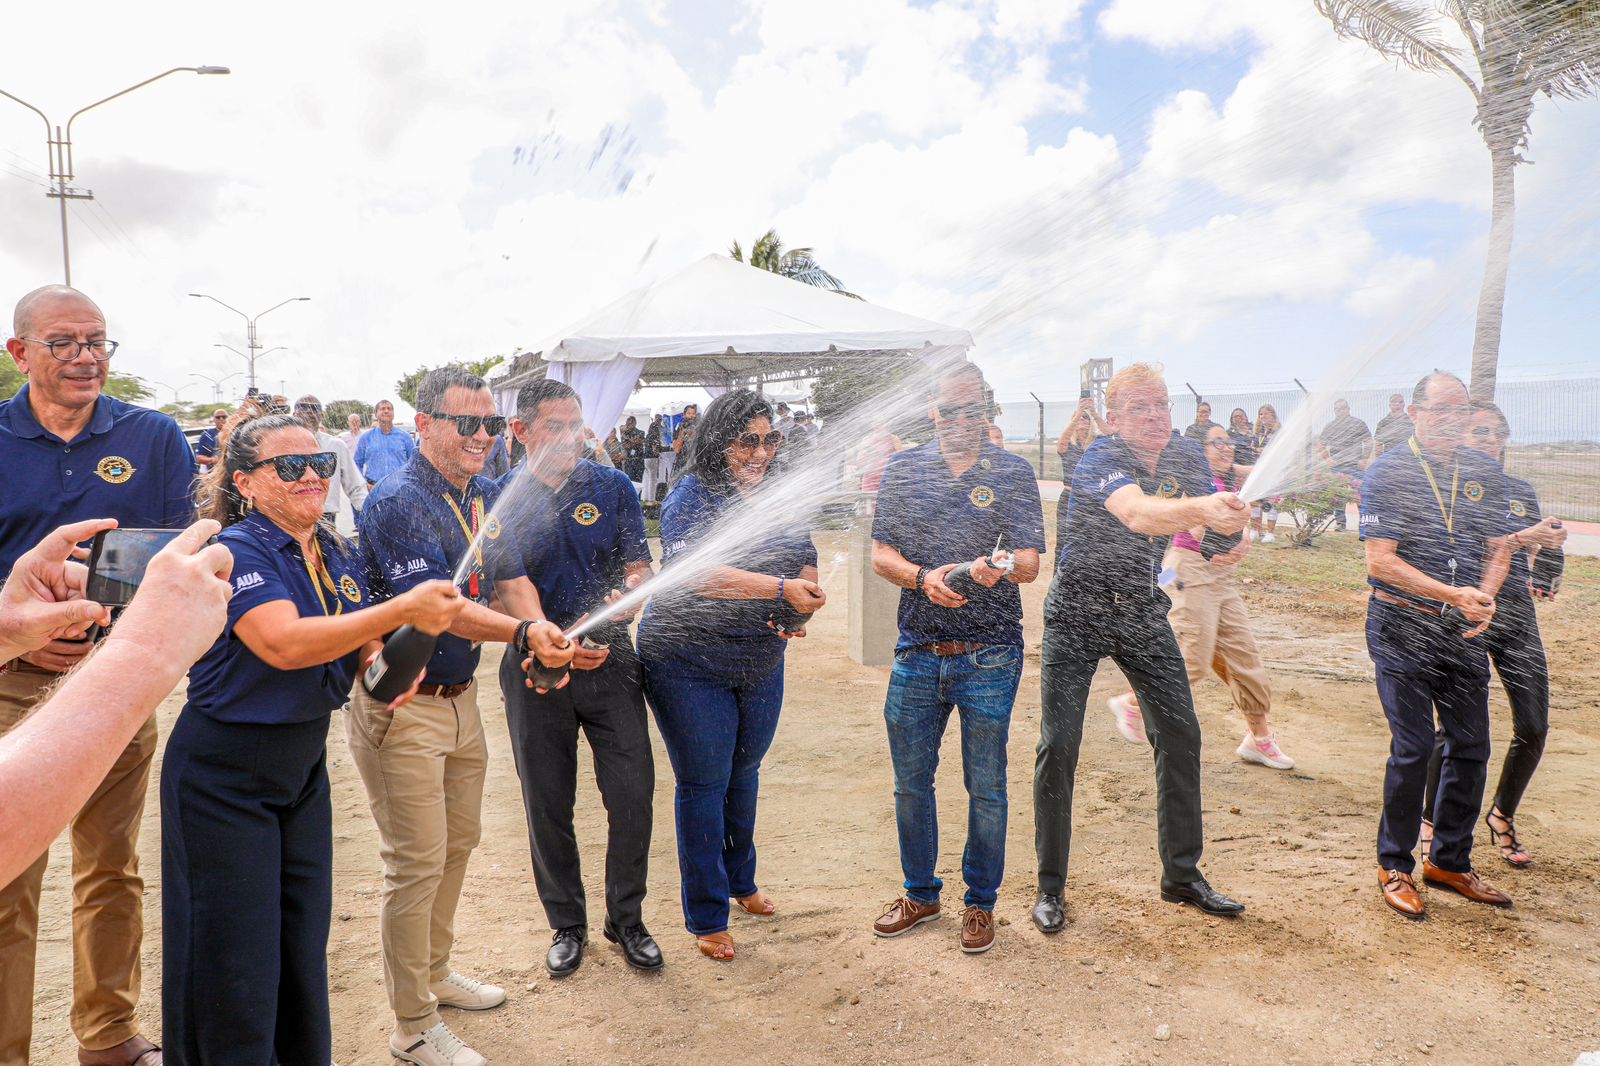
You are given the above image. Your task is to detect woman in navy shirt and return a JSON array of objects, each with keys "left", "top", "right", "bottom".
[
  {"left": 161, "top": 405, "right": 463, "bottom": 1065},
  {"left": 636, "top": 390, "right": 827, "bottom": 961}
]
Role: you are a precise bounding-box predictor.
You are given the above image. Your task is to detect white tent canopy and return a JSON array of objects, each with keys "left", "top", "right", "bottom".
[{"left": 494, "top": 254, "right": 972, "bottom": 432}]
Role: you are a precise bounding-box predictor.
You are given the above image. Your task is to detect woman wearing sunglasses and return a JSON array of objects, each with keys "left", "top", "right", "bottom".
[
  {"left": 636, "top": 390, "right": 827, "bottom": 961},
  {"left": 160, "top": 402, "right": 465, "bottom": 1065}
]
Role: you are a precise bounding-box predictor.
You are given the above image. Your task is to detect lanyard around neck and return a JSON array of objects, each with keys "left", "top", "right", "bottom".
[
  {"left": 300, "top": 536, "right": 342, "bottom": 616},
  {"left": 1407, "top": 436, "right": 1460, "bottom": 541},
  {"left": 441, "top": 491, "right": 484, "bottom": 569}
]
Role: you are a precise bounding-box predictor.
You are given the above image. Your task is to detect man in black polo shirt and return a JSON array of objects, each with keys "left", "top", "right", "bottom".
[
  {"left": 1033, "top": 363, "right": 1250, "bottom": 933},
  {"left": 868, "top": 361, "right": 1045, "bottom": 955},
  {"left": 1, "top": 285, "right": 194, "bottom": 1066}
]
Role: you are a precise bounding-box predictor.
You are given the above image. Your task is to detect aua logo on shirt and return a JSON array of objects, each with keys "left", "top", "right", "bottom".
[{"left": 234, "top": 572, "right": 264, "bottom": 592}]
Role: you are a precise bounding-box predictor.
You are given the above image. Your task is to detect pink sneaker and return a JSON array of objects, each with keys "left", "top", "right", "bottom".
[
  {"left": 1108, "top": 693, "right": 1147, "bottom": 745},
  {"left": 1238, "top": 731, "right": 1294, "bottom": 770}
]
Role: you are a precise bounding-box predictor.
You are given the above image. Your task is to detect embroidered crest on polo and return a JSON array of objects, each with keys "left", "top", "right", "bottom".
[
  {"left": 574, "top": 502, "right": 601, "bottom": 526},
  {"left": 969, "top": 485, "right": 995, "bottom": 508},
  {"left": 96, "top": 455, "right": 135, "bottom": 484},
  {"left": 1156, "top": 476, "right": 1179, "bottom": 498},
  {"left": 1508, "top": 499, "right": 1528, "bottom": 519},
  {"left": 339, "top": 574, "right": 363, "bottom": 603},
  {"left": 1463, "top": 480, "right": 1484, "bottom": 503},
  {"left": 484, "top": 515, "right": 502, "bottom": 540}
]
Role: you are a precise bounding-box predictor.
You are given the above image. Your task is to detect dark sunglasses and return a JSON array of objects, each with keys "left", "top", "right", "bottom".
[
  {"left": 424, "top": 412, "right": 507, "bottom": 437},
  {"left": 936, "top": 402, "right": 986, "bottom": 422},
  {"left": 246, "top": 451, "right": 338, "bottom": 481},
  {"left": 733, "top": 430, "right": 784, "bottom": 450}
]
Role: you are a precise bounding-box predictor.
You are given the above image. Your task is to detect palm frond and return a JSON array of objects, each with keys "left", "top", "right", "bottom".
[
  {"left": 1495, "top": 0, "right": 1600, "bottom": 98},
  {"left": 729, "top": 239, "right": 744, "bottom": 262},
  {"left": 1316, "top": 0, "right": 1482, "bottom": 90}
]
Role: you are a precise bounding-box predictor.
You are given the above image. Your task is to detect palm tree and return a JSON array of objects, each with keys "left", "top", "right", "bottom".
[
  {"left": 1314, "top": 1, "right": 1600, "bottom": 399},
  {"left": 729, "top": 228, "right": 861, "bottom": 298}
]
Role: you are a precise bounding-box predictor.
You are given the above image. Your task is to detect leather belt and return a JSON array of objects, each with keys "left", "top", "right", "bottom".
[
  {"left": 1372, "top": 589, "right": 1445, "bottom": 618},
  {"left": 414, "top": 681, "right": 472, "bottom": 700},
  {"left": 919, "top": 640, "right": 988, "bottom": 656}
]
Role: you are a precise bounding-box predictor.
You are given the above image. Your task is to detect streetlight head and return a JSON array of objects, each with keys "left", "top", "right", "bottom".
[
  {"left": 296, "top": 297, "right": 310, "bottom": 302},
  {"left": 195, "top": 66, "right": 231, "bottom": 75},
  {"left": 187, "top": 293, "right": 204, "bottom": 298}
]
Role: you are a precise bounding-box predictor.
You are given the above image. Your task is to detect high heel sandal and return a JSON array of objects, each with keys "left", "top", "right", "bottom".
[
  {"left": 695, "top": 932, "right": 735, "bottom": 960},
  {"left": 733, "top": 891, "right": 776, "bottom": 916},
  {"left": 1485, "top": 808, "right": 1532, "bottom": 868},
  {"left": 1419, "top": 819, "right": 1433, "bottom": 864}
]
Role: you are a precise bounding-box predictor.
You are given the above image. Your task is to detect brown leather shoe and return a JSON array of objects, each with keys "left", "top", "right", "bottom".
[
  {"left": 960, "top": 907, "right": 995, "bottom": 954},
  {"left": 1379, "top": 868, "right": 1424, "bottom": 918},
  {"left": 78, "top": 1036, "right": 162, "bottom": 1066},
  {"left": 873, "top": 896, "right": 940, "bottom": 937},
  {"left": 1422, "top": 861, "right": 1512, "bottom": 907}
]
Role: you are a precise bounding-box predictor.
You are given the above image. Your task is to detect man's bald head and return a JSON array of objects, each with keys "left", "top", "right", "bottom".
[{"left": 13, "top": 285, "right": 102, "bottom": 338}]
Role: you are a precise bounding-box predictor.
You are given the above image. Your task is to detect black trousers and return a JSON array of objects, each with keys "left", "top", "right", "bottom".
[
  {"left": 1424, "top": 603, "right": 1550, "bottom": 821},
  {"left": 499, "top": 634, "right": 654, "bottom": 930},
  {"left": 161, "top": 711, "right": 333, "bottom": 1066},
  {"left": 1035, "top": 597, "right": 1206, "bottom": 892}
]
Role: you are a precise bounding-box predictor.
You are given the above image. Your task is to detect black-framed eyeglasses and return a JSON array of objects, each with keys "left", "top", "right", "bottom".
[
  {"left": 245, "top": 451, "right": 338, "bottom": 482},
  {"left": 1205, "top": 439, "right": 1236, "bottom": 449},
  {"left": 1416, "top": 402, "right": 1469, "bottom": 417},
  {"left": 935, "top": 402, "right": 987, "bottom": 422},
  {"left": 1123, "top": 401, "right": 1175, "bottom": 418},
  {"left": 733, "top": 430, "right": 784, "bottom": 451},
  {"left": 423, "top": 411, "right": 507, "bottom": 437},
  {"left": 1469, "top": 426, "right": 1506, "bottom": 440},
  {"left": 21, "top": 337, "right": 118, "bottom": 362}
]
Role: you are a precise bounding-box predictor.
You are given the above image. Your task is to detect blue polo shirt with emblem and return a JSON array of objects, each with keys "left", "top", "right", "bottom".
[
  {"left": 1043, "top": 434, "right": 1212, "bottom": 624},
  {"left": 195, "top": 426, "right": 220, "bottom": 466},
  {"left": 490, "top": 459, "right": 651, "bottom": 631},
  {"left": 0, "top": 384, "right": 195, "bottom": 581},
  {"left": 361, "top": 452, "right": 500, "bottom": 686},
  {"left": 354, "top": 425, "right": 416, "bottom": 487},
  {"left": 871, "top": 440, "right": 1046, "bottom": 649},
  {"left": 1496, "top": 471, "right": 1551, "bottom": 610},
  {"left": 1359, "top": 442, "right": 1517, "bottom": 670},
  {"left": 184, "top": 513, "right": 371, "bottom": 724}
]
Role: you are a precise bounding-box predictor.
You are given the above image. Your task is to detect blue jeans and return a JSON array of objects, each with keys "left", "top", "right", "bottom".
[
  {"left": 883, "top": 645, "right": 1022, "bottom": 910},
  {"left": 641, "top": 652, "right": 785, "bottom": 936}
]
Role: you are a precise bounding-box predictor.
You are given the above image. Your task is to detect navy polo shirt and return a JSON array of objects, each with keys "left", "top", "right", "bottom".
[
  {"left": 0, "top": 385, "right": 195, "bottom": 581},
  {"left": 361, "top": 453, "right": 500, "bottom": 686},
  {"left": 1497, "top": 472, "right": 1543, "bottom": 606},
  {"left": 490, "top": 459, "right": 651, "bottom": 631},
  {"left": 195, "top": 426, "right": 219, "bottom": 461},
  {"left": 637, "top": 473, "right": 817, "bottom": 674},
  {"left": 354, "top": 426, "right": 416, "bottom": 486},
  {"left": 871, "top": 441, "right": 1046, "bottom": 649},
  {"left": 1045, "top": 434, "right": 1213, "bottom": 622},
  {"left": 184, "top": 514, "right": 371, "bottom": 724}
]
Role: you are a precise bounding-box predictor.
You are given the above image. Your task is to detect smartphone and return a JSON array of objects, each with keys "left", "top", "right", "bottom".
[
  {"left": 85, "top": 528, "right": 184, "bottom": 607},
  {"left": 1080, "top": 388, "right": 1091, "bottom": 400}
]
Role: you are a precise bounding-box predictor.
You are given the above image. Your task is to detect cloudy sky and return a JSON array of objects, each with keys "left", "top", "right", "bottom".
[{"left": 2, "top": 0, "right": 1597, "bottom": 416}]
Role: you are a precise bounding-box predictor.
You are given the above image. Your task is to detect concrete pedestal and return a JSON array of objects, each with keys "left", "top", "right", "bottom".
[{"left": 848, "top": 511, "right": 899, "bottom": 666}]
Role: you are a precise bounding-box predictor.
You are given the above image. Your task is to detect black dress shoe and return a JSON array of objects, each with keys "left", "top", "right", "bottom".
[
  {"left": 1160, "top": 878, "right": 1245, "bottom": 916},
  {"left": 604, "top": 920, "right": 664, "bottom": 971},
  {"left": 546, "top": 925, "right": 587, "bottom": 977},
  {"left": 1032, "top": 892, "right": 1066, "bottom": 934}
]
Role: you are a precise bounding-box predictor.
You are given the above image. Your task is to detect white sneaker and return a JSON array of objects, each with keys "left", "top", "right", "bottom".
[
  {"left": 391, "top": 1023, "right": 487, "bottom": 1066},
  {"left": 1108, "top": 693, "right": 1147, "bottom": 745},
  {"left": 431, "top": 971, "right": 506, "bottom": 1011},
  {"left": 1260, "top": 532, "right": 1276, "bottom": 544},
  {"left": 1238, "top": 731, "right": 1294, "bottom": 770}
]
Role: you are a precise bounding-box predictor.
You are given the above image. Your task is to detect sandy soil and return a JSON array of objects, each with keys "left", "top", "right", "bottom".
[{"left": 26, "top": 527, "right": 1600, "bottom": 1065}]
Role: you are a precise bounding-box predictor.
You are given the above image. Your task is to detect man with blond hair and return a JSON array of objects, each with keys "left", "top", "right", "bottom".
[{"left": 1032, "top": 363, "right": 1250, "bottom": 933}]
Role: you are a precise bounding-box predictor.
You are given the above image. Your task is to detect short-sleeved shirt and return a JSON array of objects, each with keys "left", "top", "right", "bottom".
[
  {"left": 184, "top": 513, "right": 371, "bottom": 724},
  {"left": 1046, "top": 434, "right": 1213, "bottom": 623},
  {"left": 871, "top": 441, "right": 1046, "bottom": 649},
  {"left": 1227, "top": 429, "right": 1257, "bottom": 465},
  {"left": 0, "top": 385, "right": 195, "bottom": 581},
  {"left": 1373, "top": 412, "right": 1415, "bottom": 457},
  {"left": 1496, "top": 471, "right": 1543, "bottom": 609},
  {"left": 195, "top": 426, "right": 220, "bottom": 463},
  {"left": 636, "top": 472, "right": 817, "bottom": 675},
  {"left": 354, "top": 425, "right": 416, "bottom": 486},
  {"left": 1183, "top": 419, "right": 1220, "bottom": 442},
  {"left": 361, "top": 453, "right": 500, "bottom": 686},
  {"left": 1321, "top": 414, "right": 1372, "bottom": 468},
  {"left": 491, "top": 460, "right": 651, "bottom": 631}
]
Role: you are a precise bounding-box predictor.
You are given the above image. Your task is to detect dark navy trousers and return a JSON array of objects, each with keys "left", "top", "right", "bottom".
[{"left": 161, "top": 711, "right": 333, "bottom": 1066}]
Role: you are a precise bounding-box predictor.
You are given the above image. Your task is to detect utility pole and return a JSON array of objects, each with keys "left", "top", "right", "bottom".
[
  {"left": 1029, "top": 392, "right": 1045, "bottom": 477},
  {"left": 1, "top": 67, "right": 229, "bottom": 285}
]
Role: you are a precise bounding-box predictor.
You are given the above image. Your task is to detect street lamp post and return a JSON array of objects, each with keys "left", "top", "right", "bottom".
[
  {"left": 0, "top": 66, "right": 230, "bottom": 286},
  {"left": 149, "top": 379, "right": 191, "bottom": 405},
  {"left": 191, "top": 295, "right": 309, "bottom": 391},
  {"left": 189, "top": 370, "right": 241, "bottom": 405}
]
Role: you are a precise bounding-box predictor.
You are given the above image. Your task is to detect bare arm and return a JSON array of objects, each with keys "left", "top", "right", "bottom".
[
  {"left": 466, "top": 575, "right": 571, "bottom": 665},
  {"left": 872, "top": 540, "right": 965, "bottom": 608},
  {"left": 1104, "top": 483, "right": 1248, "bottom": 537},
  {"left": 232, "top": 579, "right": 462, "bottom": 671}
]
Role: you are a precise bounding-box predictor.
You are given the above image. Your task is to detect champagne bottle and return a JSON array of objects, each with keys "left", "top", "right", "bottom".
[{"left": 363, "top": 624, "right": 437, "bottom": 703}]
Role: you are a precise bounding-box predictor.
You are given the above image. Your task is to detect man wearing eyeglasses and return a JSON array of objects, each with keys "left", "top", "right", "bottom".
[
  {"left": 868, "top": 361, "right": 1045, "bottom": 955},
  {"left": 1, "top": 285, "right": 196, "bottom": 1066},
  {"left": 194, "top": 408, "right": 229, "bottom": 471},
  {"left": 347, "top": 367, "right": 572, "bottom": 1066},
  {"left": 294, "top": 395, "right": 368, "bottom": 529},
  {"left": 1033, "top": 362, "right": 1250, "bottom": 934},
  {"left": 1361, "top": 372, "right": 1516, "bottom": 919}
]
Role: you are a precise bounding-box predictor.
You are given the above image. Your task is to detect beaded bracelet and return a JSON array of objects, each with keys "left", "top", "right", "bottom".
[
  {"left": 915, "top": 566, "right": 930, "bottom": 598},
  {"left": 777, "top": 576, "right": 786, "bottom": 601}
]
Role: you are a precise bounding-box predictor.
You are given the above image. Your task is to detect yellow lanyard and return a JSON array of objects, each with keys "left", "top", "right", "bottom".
[
  {"left": 1408, "top": 436, "right": 1459, "bottom": 544},
  {"left": 441, "top": 492, "right": 485, "bottom": 569},
  {"left": 300, "top": 537, "right": 343, "bottom": 617}
]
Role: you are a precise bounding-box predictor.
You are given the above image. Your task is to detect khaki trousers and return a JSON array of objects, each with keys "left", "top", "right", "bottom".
[
  {"left": 345, "top": 680, "right": 487, "bottom": 1036},
  {"left": 1162, "top": 548, "right": 1272, "bottom": 718},
  {"left": 0, "top": 663, "right": 155, "bottom": 1065}
]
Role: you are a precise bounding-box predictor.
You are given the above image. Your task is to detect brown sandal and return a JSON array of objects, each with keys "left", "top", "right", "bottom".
[
  {"left": 733, "top": 891, "right": 776, "bottom": 916},
  {"left": 695, "top": 931, "right": 735, "bottom": 960},
  {"left": 78, "top": 1035, "right": 162, "bottom": 1066}
]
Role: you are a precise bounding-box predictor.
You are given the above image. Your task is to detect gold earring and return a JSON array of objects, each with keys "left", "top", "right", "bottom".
[{"left": 242, "top": 495, "right": 255, "bottom": 515}]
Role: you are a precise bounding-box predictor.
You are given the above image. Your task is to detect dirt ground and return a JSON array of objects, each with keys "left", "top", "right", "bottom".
[{"left": 26, "top": 522, "right": 1600, "bottom": 1066}]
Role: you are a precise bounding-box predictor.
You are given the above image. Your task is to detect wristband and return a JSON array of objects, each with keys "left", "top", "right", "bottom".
[
  {"left": 514, "top": 619, "right": 534, "bottom": 654},
  {"left": 915, "top": 566, "right": 930, "bottom": 597},
  {"left": 777, "top": 576, "right": 785, "bottom": 601}
]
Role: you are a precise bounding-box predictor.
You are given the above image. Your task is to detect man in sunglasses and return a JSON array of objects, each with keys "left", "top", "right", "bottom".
[
  {"left": 1, "top": 285, "right": 197, "bottom": 1066},
  {"left": 348, "top": 367, "right": 572, "bottom": 1066},
  {"left": 869, "top": 361, "right": 1045, "bottom": 955},
  {"left": 294, "top": 395, "right": 368, "bottom": 529},
  {"left": 194, "top": 408, "right": 229, "bottom": 471}
]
